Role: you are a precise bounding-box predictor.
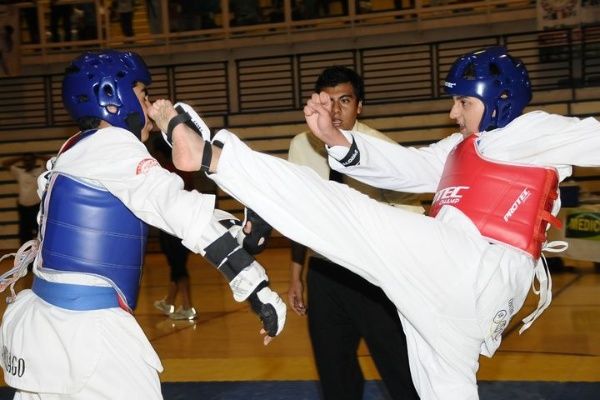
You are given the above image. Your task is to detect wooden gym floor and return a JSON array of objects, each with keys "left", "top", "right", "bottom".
[{"left": 0, "top": 247, "right": 599, "bottom": 397}]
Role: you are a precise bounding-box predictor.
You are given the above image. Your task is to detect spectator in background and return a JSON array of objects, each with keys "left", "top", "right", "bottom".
[
  {"left": 146, "top": 0, "right": 163, "bottom": 34},
  {"left": 168, "top": 0, "right": 181, "bottom": 32},
  {"left": 230, "top": 0, "right": 261, "bottom": 26},
  {"left": 20, "top": 3, "right": 39, "bottom": 44},
  {"left": 394, "top": 0, "right": 415, "bottom": 19},
  {"left": 394, "top": 0, "right": 415, "bottom": 8},
  {"left": 1, "top": 153, "right": 47, "bottom": 245},
  {"left": 50, "top": 0, "right": 73, "bottom": 42},
  {"left": 0, "top": 24, "right": 14, "bottom": 75},
  {"left": 175, "top": 1, "right": 200, "bottom": 31},
  {"left": 116, "top": 0, "right": 134, "bottom": 38},
  {"left": 152, "top": 138, "right": 198, "bottom": 321},
  {"left": 301, "top": 0, "right": 330, "bottom": 19},
  {"left": 268, "top": 0, "right": 284, "bottom": 22},
  {"left": 198, "top": 0, "right": 219, "bottom": 29},
  {"left": 339, "top": 1, "right": 373, "bottom": 16},
  {"left": 176, "top": 0, "right": 218, "bottom": 31},
  {"left": 287, "top": 66, "right": 420, "bottom": 400},
  {"left": 76, "top": 3, "right": 98, "bottom": 40}
]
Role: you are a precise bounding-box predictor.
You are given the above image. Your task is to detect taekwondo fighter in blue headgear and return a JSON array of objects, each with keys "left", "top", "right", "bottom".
[
  {"left": 0, "top": 50, "right": 285, "bottom": 400},
  {"left": 443, "top": 46, "right": 532, "bottom": 132}
]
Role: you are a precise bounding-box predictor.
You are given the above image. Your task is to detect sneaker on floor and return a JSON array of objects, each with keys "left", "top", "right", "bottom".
[
  {"left": 170, "top": 306, "right": 197, "bottom": 320},
  {"left": 154, "top": 299, "right": 175, "bottom": 316}
]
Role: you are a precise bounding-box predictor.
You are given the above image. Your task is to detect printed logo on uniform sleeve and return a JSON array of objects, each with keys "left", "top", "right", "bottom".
[
  {"left": 339, "top": 139, "right": 360, "bottom": 167},
  {"left": 136, "top": 158, "right": 159, "bottom": 175},
  {"left": 2, "top": 346, "right": 25, "bottom": 377}
]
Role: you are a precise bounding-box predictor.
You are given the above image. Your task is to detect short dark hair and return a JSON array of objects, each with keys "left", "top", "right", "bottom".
[{"left": 314, "top": 66, "right": 365, "bottom": 103}]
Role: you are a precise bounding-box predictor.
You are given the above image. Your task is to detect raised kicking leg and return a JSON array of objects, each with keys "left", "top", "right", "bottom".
[{"left": 149, "top": 99, "right": 526, "bottom": 399}]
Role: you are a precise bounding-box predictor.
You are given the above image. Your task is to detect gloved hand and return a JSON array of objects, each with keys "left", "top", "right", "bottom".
[
  {"left": 247, "top": 281, "right": 286, "bottom": 345},
  {"left": 173, "top": 102, "right": 211, "bottom": 141}
]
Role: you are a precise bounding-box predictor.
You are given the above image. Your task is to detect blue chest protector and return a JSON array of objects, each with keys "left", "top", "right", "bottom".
[{"left": 40, "top": 173, "right": 148, "bottom": 310}]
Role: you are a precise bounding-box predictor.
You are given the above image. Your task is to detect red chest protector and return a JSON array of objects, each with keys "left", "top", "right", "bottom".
[{"left": 429, "top": 134, "right": 561, "bottom": 259}]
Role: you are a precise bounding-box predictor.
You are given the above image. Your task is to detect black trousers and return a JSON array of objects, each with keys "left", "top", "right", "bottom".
[
  {"left": 307, "top": 257, "right": 419, "bottom": 400},
  {"left": 158, "top": 231, "right": 190, "bottom": 282}
]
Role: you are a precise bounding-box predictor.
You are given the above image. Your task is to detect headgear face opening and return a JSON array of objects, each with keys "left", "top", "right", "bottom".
[
  {"left": 443, "top": 46, "right": 532, "bottom": 132},
  {"left": 62, "top": 50, "right": 151, "bottom": 139}
]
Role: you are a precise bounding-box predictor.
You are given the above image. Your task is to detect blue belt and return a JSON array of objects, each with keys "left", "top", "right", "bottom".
[{"left": 32, "top": 277, "right": 120, "bottom": 311}]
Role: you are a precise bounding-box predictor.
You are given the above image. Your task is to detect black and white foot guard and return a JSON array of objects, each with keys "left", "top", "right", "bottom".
[
  {"left": 161, "top": 101, "right": 212, "bottom": 146},
  {"left": 161, "top": 102, "right": 214, "bottom": 172}
]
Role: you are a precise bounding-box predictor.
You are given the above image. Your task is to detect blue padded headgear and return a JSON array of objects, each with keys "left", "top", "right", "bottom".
[
  {"left": 62, "top": 50, "right": 151, "bottom": 139},
  {"left": 443, "top": 46, "right": 532, "bottom": 132}
]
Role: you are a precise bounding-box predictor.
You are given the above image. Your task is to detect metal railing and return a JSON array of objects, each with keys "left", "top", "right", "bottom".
[{"left": 6, "top": 0, "right": 536, "bottom": 62}]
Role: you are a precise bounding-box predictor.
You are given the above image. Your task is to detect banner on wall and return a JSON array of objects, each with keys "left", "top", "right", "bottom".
[
  {"left": 547, "top": 206, "right": 600, "bottom": 262},
  {"left": 537, "top": 0, "right": 600, "bottom": 29},
  {"left": 565, "top": 211, "right": 600, "bottom": 240},
  {"left": 0, "top": 4, "right": 20, "bottom": 77}
]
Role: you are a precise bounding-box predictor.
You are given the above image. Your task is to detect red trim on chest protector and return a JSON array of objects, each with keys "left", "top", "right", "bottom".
[{"left": 429, "top": 134, "right": 561, "bottom": 259}]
